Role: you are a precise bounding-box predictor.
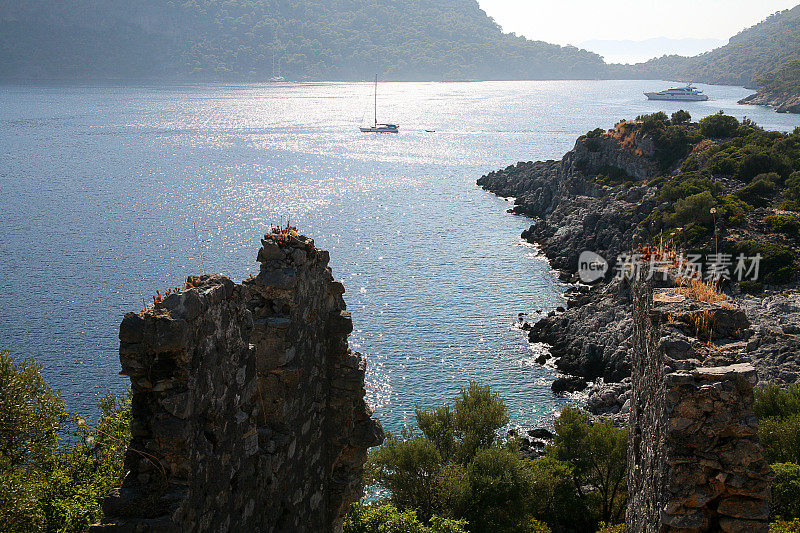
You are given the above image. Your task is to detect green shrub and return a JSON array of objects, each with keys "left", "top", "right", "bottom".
[
  {"left": 680, "top": 157, "right": 700, "bottom": 172},
  {"left": 548, "top": 407, "right": 628, "bottom": 525},
  {"left": 654, "top": 125, "right": 697, "bottom": 170},
  {"left": 708, "top": 153, "right": 738, "bottom": 176},
  {"left": 718, "top": 195, "right": 751, "bottom": 226},
  {"left": 586, "top": 128, "right": 605, "bottom": 139},
  {"left": 0, "top": 349, "right": 131, "bottom": 533},
  {"left": 668, "top": 191, "right": 717, "bottom": 227},
  {"left": 671, "top": 110, "right": 691, "bottom": 125},
  {"left": 593, "top": 165, "right": 633, "bottom": 186},
  {"left": 737, "top": 151, "right": 792, "bottom": 182},
  {"left": 596, "top": 523, "right": 626, "bottom": 533},
  {"left": 735, "top": 173, "right": 778, "bottom": 207},
  {"left": 772, "top": 463, "right": 800, "bottom": 520},
  {"left": 657, "top": 171, "right": 720, "bottom": 202},
  {"left": 636, "top": 112, "right": 669, "bottom": 133},
  {"left": 739, "top": 280, "right": 763, "bottom": 294},
  {"left": 528, "top": 457, "right": 587, "bottom": 530},
  {"left": 784, "top": 172, "right": 800, "bottom": 211},
  {"left": 772, "top": 518, "right": 800, "bottom": 532},
  {"left": 756, "top": 385, "right": 800, "bottom": 464},
  {"left": 464, "top": 447, "right": 537, "bottom": 532},
  {"left": 700, "top": 113, "right": 740, "bottom": 138},
  {"left": 343, "top": 503, "right": 469, "bottom": 533},
  {"left": 766, "top": 215, "right": 800, "bottom": 237},
  {"left": 756, "top": 384, "right": 800, "bottom": 420},
  {"left": 730, "top": 240, "right": 796, "bottom": 284}
]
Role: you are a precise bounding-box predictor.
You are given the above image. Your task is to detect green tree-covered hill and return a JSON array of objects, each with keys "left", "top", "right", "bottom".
[
  {"left": 0, "top": 0, "right": 606, "bottom": 82},
  {"left": 611, "top": 5, "right": 800, "bottom": 87}
]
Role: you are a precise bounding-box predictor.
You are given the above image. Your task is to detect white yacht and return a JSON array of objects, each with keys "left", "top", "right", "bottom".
[
  {"left": 360, "top": 74, "right": 399, "bottom": 133},
  {"left": 645, "top": 85, "right": 709, "bottom": 101}
]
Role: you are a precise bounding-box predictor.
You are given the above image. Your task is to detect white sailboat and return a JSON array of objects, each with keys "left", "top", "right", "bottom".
[{"left": 360, "top": 75, "right": 399, "bottom": 133}]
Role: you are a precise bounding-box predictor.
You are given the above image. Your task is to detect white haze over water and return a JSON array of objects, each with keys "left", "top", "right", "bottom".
[{"left": 1, "top": 80, "right": 799, "bottom": 433}]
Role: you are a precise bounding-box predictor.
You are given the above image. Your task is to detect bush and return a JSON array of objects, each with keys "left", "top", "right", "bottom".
[
  {"left": 0, "top": 349, "right": 131, "bottom": 533},
  {"left": 596, "top": 523, "right": 626, "bottom": 533},
  {"left": 756, "top": 385, "right": 800, "bottom": 463},
  {"left": 730, "top": 241, "right": 796, "bottom": 284},
  {"left": 739, "top": 280, "right": 763, "bottom": 294},
  {"left": 718, "top": 195, "right": 751, "bottom": 226},
  {"left": 593, "top": 165, "right": 633, "bottom": 187},
  {"left": 548, "top": 407, "right": 628, "bottom": 525},
  {"left": 657, "top": 171, "right": 720, "bottom": 202},
  {"left": 671, "top": 110, "right": 691, "bottom": 125},
  {"left": 668, "top": 191, "right": 717, "bottom": 227},
  {"left": 766, "top": 215, "right": 800, "bottom": 237},
  {"left": 343, "top": 503, "right": 469, "bottom": 533},
  {"left": 654, "top": 125, "right": 698, "bottom": 170},
  {"left": 464, "top": 448, "right": 537, "bottom": 532},
  {"left": 636, "top": 112, "right": 669, "bottom": 133},
  {"left": 772, "top": 518, "right": 800, "bottom": 532},
  {"left": 784, "top": 172, "right": 800, "bottom": 211},
  {"left": 772, "top": 463, "right": 800, "bottom": 520},
  {"left": 737, "top": 151, "right": 792, "bottom": 182},
  {"left": 708, "top": 153, "right": 738, "bottom": 176},
  {"left": 735, "top": 173, "right": 778, "bottom": 207},
  {"left": 528, "top": 457, "right": 587, "bottom": 530},
  {"left": 700, "top": 113, "right": 740, "bottom": 138}
]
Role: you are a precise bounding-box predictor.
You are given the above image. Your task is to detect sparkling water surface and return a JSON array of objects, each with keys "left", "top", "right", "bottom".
[{"left": 1, "top": 80, "right": 799, "bottom": 432}]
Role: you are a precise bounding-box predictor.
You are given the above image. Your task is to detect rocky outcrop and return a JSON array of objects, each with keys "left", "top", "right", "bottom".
[
  {"left": 477, "top": 128, "right": 659, "bottom": 273},
  {"left": 626, "top": 275, "right": 773, "bottom": 533},
  {"left": 529, "top": 280, "right": 634, "bottom": 384},
  {"left": 740, "top": 293, "right": 800, "bottom": 385},
  {"left": 91, "top": 231, "right": 383, "bottom": 533},
  {"left": 739, "top": 90, "right": 800, "bottom": 114}
]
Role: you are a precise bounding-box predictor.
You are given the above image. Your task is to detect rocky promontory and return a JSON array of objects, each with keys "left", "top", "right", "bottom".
[
  {"left": 738, "top": 60, "right": 800, "bottom": 113},
  {"left": 479, "top": 112, "right": 800, "bottom": 415},
  {"left": 739, "top": 90, "right": 800, "bottom": 114}
]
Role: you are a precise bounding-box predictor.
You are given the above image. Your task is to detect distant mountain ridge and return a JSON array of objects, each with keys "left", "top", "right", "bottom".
[
  {"left": 580, "top": 37, "right": 726, "bottom": 65},
  {"left": 0, "top": 0, "right": 605, "bottom": 82},
  {"left": 2, "top": 0, "right": 800, "bottom": 85},
  {"left": 611, "top": 5, "right": 800, "bottom": 87}
]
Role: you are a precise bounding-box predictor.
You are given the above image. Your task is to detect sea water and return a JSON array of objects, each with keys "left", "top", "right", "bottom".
[{"left": 1, "top": 80, "right": 798, "bottom": 433}]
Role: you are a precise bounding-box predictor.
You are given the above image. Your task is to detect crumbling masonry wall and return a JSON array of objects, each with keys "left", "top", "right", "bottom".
[
  {"left": 627, "top": 276, "right": 773, "bottom": 533},
  {"left": 91, "top": 232, "right": 383, "bottom": 532}
]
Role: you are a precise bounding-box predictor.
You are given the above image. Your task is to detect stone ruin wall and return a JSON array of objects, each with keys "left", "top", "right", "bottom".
[
  {"left": 627, "top": 274, "right": 773, "bottom": 533},
  {"left": 91, "top": 232, "right": 383, "bottom": 532}
]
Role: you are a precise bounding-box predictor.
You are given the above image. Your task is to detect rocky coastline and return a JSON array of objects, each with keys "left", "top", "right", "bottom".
[
  {"left": 479, "top": 118, "right": 800, "bottom": 424},
  {"left": 739, "top": 90, "right": 800, "bottom": 114}
]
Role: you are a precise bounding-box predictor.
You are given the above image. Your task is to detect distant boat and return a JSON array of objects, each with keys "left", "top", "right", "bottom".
[
  {"left": 360, "top": 75, "right": 399, "bottom": 133},
  {"left": 645, "top": 84, "right": 709, "bottom": 101},
  {"left": 268, "top": 49, "right": 285, "bottom": 83}
]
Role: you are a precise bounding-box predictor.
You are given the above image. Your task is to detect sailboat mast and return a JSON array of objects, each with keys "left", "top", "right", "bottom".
[{"left": 374, "top": 74, "right": 378, "bottom": 127}]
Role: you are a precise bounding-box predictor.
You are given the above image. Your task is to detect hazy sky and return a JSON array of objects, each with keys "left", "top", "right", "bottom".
[{"left": 477, "top": 1, "right": 800, "bottom": 45}]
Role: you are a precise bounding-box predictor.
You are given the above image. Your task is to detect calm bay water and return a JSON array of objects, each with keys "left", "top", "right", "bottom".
[{"left": 1, "top": 80, "right": 799, "bottom": 432}]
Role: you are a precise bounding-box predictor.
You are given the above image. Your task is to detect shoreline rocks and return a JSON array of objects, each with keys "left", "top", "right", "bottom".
[{"left": 479, "top": 125, "right": 800, "bottom": 422}]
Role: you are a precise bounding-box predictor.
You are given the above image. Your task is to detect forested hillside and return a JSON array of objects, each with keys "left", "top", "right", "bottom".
[
  {"left": 0, "top": 0, "right": 606, "bottom": 81},
  {"left": 611, "top": 5, "right": 800, "bottom": 87}
]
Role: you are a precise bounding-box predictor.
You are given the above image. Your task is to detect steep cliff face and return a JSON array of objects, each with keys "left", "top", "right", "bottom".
[
  {"left": 627, "top": 275, "right": 773, "bottom": 533},
  {"left": 477, "top": 127, "right": 659, "bottom": 274},
  {"left": 91, "top": 231, "right": 383, "bottom": 532}
]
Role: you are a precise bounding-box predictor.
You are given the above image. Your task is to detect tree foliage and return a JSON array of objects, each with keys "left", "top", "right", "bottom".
[
  {"left": 368, "top": 383, "right": 626, "bottom": 532},
  {"left": 0, "top": 0, "right": 606, "bottom": 81},
  {"left": 0, "top": 349, "right": 131, "bottom": 533}
]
